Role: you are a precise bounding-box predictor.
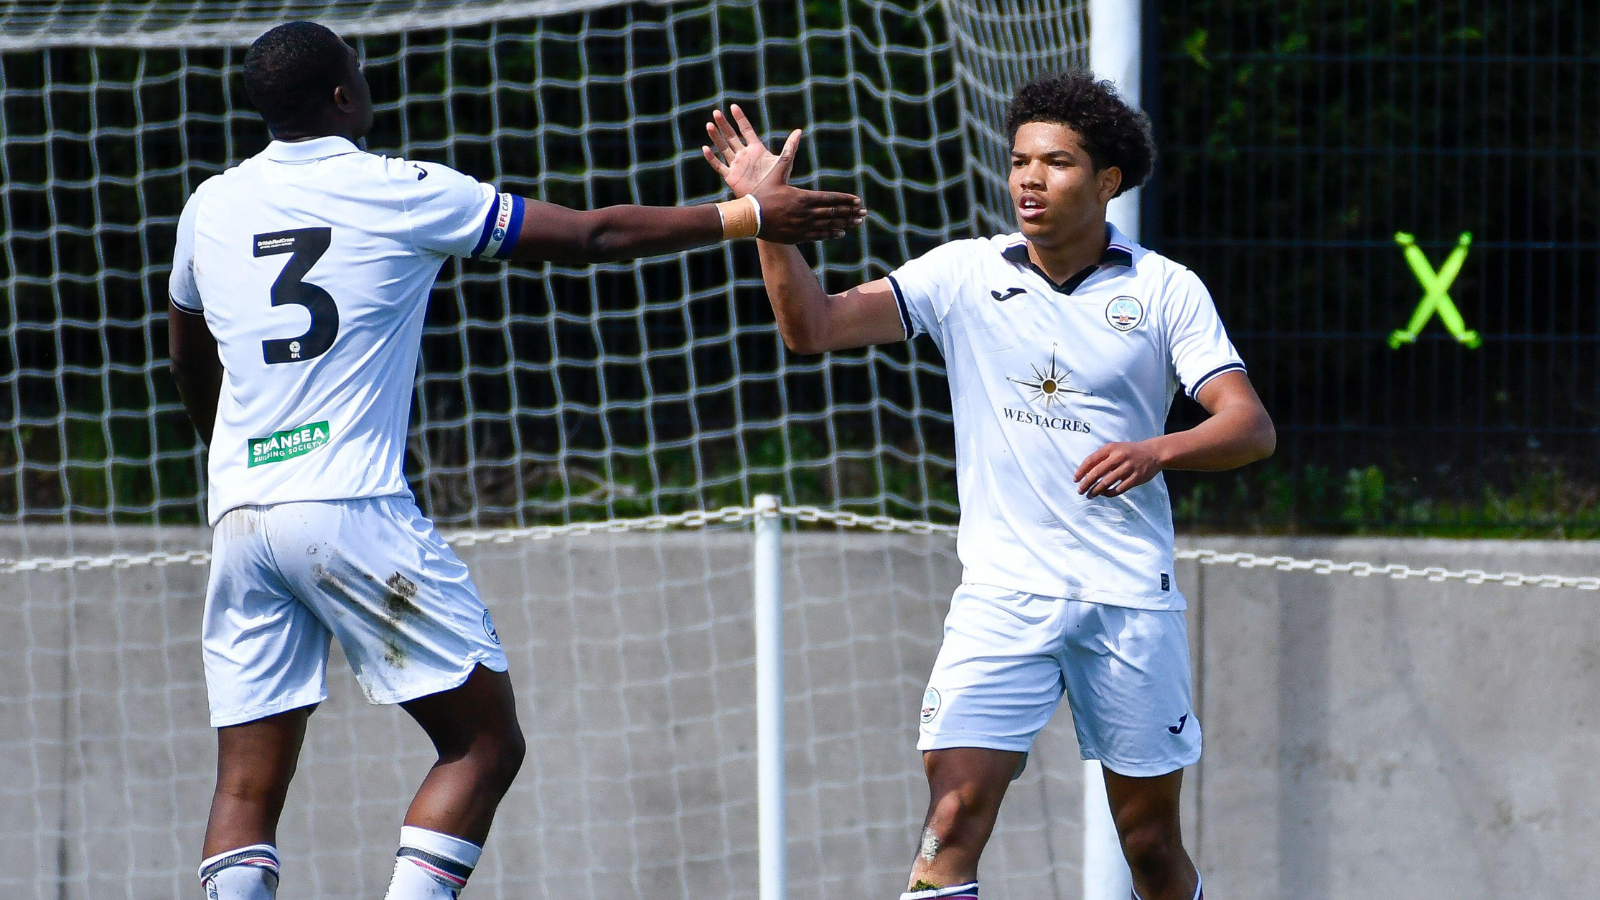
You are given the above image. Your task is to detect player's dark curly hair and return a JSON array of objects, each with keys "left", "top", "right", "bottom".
[
  {"left": 1004, "top": 70, "right": 1155, "bottom": 197},
  {"left": 243, "top": 22, "right": 351, "bottom": 133}
]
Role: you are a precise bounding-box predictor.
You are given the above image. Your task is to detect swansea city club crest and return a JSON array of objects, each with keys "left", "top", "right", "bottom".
[{"left": 1105, "top": 296, "right": 1144, "bottom": 331}]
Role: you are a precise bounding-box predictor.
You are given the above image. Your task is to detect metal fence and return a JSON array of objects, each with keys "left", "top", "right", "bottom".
[{"left": 1153, "top": 0, "right": 1600, "bottom": 534}]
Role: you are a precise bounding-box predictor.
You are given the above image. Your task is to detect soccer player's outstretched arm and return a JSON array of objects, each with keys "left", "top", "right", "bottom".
[
  {"left": 702, "top": 106, "right": 907, "bottom": 353},
  {"left": 506, "top": 123, "right": 865, "bottom": 264}
]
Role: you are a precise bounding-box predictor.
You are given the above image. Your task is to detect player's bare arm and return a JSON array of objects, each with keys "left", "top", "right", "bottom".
[
  {"left": 1075, "top": 370, "right": 1275, "bottom": 498},
  {"left": 507, "top": 179, "right": 864, "bottom": 265},
  {"left": 702, "top": 104, "right": 905, "bottom": 352},
  {"left": 168, "top": 302, "right": 223, "bottom": 446}
]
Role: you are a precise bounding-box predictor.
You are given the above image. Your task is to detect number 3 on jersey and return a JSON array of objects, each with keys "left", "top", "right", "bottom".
[{"left": 254, "top": 227, "right": 339, "bottom": 364}]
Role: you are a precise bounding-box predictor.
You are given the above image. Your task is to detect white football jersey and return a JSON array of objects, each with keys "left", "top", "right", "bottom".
[
  {"left": 889, "top": 224, "right": 1245, "bottom": 609},
  {"left": 169, "top": 136, "right": 525, "bottom": 525}
]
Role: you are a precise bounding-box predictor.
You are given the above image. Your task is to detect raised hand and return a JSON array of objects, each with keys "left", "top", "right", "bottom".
[
  {"left": 702, "top": 104, "right": 865, "bottom": 243},
  {"left": 702, "top": 104, "right": 791, "bottom": 198}
]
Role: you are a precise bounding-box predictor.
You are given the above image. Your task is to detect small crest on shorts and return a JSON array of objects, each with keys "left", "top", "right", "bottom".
[
  {"left": 920, "top": 687, "right": 941, "bottom": 723},
  {"left": 1105, "top": 296, "right": 1144, "bottom": 332},
  {"left": 482, "top": 611, "right": 500, "bottom": 644}
]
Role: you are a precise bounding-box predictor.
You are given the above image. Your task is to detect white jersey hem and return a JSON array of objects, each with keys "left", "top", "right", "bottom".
[
  {"left": 207, "top": 488, "right": 413, "bottom": 527},
  {"left": 959, "top": 576, "right": 1188, "bottom": 611}
]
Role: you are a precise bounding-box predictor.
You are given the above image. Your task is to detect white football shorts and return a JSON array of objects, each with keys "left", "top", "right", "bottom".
[
  {"left": 202, "top": 495, "right": 509, "bottom": 727},
  {"left": 917, "top": 582, "right": 1200, "bottom": 778}
]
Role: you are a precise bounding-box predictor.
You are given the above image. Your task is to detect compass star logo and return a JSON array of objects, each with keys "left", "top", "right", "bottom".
[{"left": 1010, "top": 347, "right": 1090, "bottom": 408}]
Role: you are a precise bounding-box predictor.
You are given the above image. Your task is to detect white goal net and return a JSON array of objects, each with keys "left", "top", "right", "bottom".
[
  {"left": 0, "top": 0, "right": 1087, "bottom": 533},
  {"left": 2, "top": 1, "right": 1098, "bottom": 898}
]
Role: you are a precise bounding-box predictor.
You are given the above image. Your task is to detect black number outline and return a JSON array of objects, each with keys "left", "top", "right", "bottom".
[{"left": 254, "top": 227, "right": 339, "bottom": 364}]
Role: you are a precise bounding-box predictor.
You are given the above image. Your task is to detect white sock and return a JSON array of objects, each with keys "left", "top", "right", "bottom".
[
  {"left": 901, "top": 882, "right": 978, "bottom": 900},
  {"left": 384, "top": 826, "right": 483, "bottom": 900},
  {"left": 198, "top": 844, "right": 279, "bottom": 900}
]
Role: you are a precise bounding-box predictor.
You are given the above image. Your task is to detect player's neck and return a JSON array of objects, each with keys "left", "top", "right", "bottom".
[
  {"left": 272, "top": 129, "right": 359, "bottom": 145},
  {"left": 1025, "top": 219, "right": 1109, "bottom": 286},
  {"left": 269, "top": 118, "right": 363, "bottom": 146}
]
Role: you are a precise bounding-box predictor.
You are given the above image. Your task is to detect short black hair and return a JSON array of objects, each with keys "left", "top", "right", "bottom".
[
  {"left": 1004, "top": 70, "right": 1155, "bottom": 197},
  {"left": 243, "top": 22, "right": 351, "bottom": 132}
]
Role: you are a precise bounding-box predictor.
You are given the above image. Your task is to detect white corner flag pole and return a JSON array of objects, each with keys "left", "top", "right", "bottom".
[
  {"left": 753, "top": 494, "right": 786, "bottom": 900},
  {"left": 1086, "top": 1, "right": 1141, "bottom": 899}
]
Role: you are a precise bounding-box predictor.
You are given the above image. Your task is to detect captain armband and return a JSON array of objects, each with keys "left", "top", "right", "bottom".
[{"left": 471, "top": 193, "right": 525, "bottom": 260}]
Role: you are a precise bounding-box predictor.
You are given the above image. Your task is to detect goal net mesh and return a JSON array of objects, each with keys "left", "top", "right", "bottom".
[
  {"left": 1, "top": 1, "right": 1092, "bottom": 898},
  {"left": 0, "top": 0, "right": 1086, "bottom": 533}
]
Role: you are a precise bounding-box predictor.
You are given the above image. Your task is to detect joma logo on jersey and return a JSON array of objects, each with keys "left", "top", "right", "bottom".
[{"left": 248, "top": 421, "right": 330, "bottom": 468}]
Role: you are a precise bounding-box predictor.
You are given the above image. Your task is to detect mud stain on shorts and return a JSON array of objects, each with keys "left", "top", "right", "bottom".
[
  {"left": 379, "top": 574, "right": 421, "bottom": 668},
  {"left": 384, "top": 573, "right": 422, "bottom": 622},
  {"left": 382, "top": 637, "right": 406, "bottom": 668},
  {"left": 310, "top": 561, "right": 420, "bottom": 669},
  {"left": 218, "top": 508, "right": 260, "bottom": 542}
]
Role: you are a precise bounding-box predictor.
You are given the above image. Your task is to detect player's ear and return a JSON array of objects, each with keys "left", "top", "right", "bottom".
[{"left": 1097, "top": 165, "right": 1123, "bottom": 204}]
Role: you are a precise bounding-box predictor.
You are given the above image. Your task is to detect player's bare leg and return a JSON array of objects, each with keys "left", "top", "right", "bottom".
[
  {"left": 903, "top": 747, "right": 1022, "bottom": 894},
  {"left": 199, "top": 706, "right": 313, "bottom": 898},
  {"left": 381, "top": 663, "right": 524, "bottom": 899},
  {"left": 399, "top": 663, "right": 525, "bottom": 841},
  {"left": 1103, "top": 767, "right": 1200, "bottom": 900}
]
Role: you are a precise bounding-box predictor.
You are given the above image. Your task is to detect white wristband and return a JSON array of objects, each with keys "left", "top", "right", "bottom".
[{"left": 746, "top": 193, "right": 762, "bottom": 236}]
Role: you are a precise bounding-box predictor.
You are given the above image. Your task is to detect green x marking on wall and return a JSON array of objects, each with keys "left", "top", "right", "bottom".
[{"left": 1389, "top": 232, "right": 1480, "bottom": 349}]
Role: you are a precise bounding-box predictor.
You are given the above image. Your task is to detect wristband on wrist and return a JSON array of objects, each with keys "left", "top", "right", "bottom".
[
  {"left": 746, "top": 193, "right": 762, "bottom": 235},
  {"left": 715, "top": 195, "right": 761, "bottom": 240}
]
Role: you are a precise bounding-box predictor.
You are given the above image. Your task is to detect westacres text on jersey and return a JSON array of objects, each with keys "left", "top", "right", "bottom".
[{"left": 1002, "top": 407, "right": 1092, "bottom": 433}]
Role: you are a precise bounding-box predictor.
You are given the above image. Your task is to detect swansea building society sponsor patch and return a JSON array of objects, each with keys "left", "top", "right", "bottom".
[{"left": 248, "top": 421, "right": 330, "bottom": 468}]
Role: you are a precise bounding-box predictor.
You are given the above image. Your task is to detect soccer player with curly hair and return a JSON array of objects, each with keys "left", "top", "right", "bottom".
[{"left": 703, "top": 70, "right": 1274, "bottom": 900}]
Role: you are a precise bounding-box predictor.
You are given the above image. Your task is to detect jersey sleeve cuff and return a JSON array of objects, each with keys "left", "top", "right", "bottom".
[
  {"left": 471, "top": 193, "right": 524, "bottom": 260},
  {"left": 1185, "top": 362, "right": 1247, "bottom": 398},
  {"left": 886, "top": 275, "right": 914, "bottom": 340},
  {"left": 170, "top": 295, "right": 204, "bottom": 314}
]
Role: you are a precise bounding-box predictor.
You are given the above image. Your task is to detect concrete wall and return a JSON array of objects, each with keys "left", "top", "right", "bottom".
[{"left": 1, "top": 528, "right": 1595, "bottom": 899}]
